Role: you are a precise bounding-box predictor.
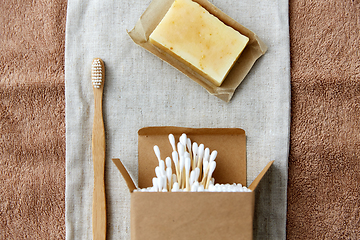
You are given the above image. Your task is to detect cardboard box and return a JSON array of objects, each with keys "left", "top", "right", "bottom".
[
  {"left": 113, "top": 126, "right": 274, "bottom": 240},
  {"left": 128, "top": 0, "right": 267, "bottom": 102}
]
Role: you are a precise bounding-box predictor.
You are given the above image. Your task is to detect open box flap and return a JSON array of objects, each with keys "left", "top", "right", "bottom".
[
  {"left": 113, "top": 127, "right": 273, "bottom": 192},
  {"left": 112, "top": 158, "right": 137, "bottom": 193},
  {"left": 248, "top": 160, "right": 274, "bottom": 191},
  {"left": 113, "top": 157, "right": 274, "bottom": 193},
  {"left": 137, "top": 126, "right": 247, "bottom": 188}
]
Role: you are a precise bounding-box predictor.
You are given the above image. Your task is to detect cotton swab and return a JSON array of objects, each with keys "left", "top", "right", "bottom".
[
  {"left": 165, "top": 157, "right": 172, "bottom": 169},
  {"left": 172, "top": 151, "right": 180, "bottom": 181},
  {"left": 185, "top": 157, "right": 191, "bottom": 191},
  {"left": 166, "top": 167, "right": 172, "bottom": 191},
  {"left": 152, "top": 177, "right": 158, "bottom": 192},
  {"left": 199, "top": 148, "right": 209, "bottom": 177},
  {"left": 159, "top": 160, "right": 165, "bottom": 174},
  {"left": 161, "top": 175, "right": 167, "bottom": 191},
  {"left": 147, "top": 133, "right": 254, "bottom": 193},
  {"left": 179, "top": 133, "right": 187, "bottom": 151},
  {"left": 172, "top": 182, "right": 179, "bottom": 192},
  {"left": 177, "top": 142, "right": 185, "bottom": 157},
  {"left": 179, "top": 154, "right": 185, "bottom": 187},
  {"left": 156, "top": 177, "right": 162, "bottom": 191},
  {"left": 153, "top": 145, "right": 161, "bottom": 163},
  {"left": 196, "top": 143, "right": 205, "bottom": 170},
  {"left": 201, "top": 150, "right": 217, "bottom": 184},
  {"left": 140, "top": 182, "right": 253, "bottom": 192},
  {"left": 205, "top": 161, "right": 216, "bottom": 189},
  {"left": 201, "top": 148, "right": 210, "bottom": 167},
  {"left": 155, "top": 167, "right": 162, "bottom": 179},
  {"left": 168, "top": 134, "right": 176, "bottom": 151},
  {"left": 209, "top": 150, "right": 217, "bottom": 163},
  {"left": 191, "top": 181, "right": 199, "bottom": 192},
  {"left": 192, "top": 142, "right": 198, "bottom": 169},
  {"left": 172, "top": 174, "right": 177, "bottom": 186},
  {"left": 194, "top": 167, "right": 200, "bottom": 182},
  {"left": 189, "top": 170, "right": 196, "bottom": 186},
  {"left": 186, "top": 138, "right": 192, "bottom": 161}
]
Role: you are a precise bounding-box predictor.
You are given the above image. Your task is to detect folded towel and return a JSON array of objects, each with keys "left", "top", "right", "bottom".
[
  {"left": 287, "top": 0, "right": 360, "bottom": 238},
  {"left": 3, "top": 0, "right": 358, "bottom": 239},
  {"left": 0, "top": 0, "right": 67, "bottom": 239}
]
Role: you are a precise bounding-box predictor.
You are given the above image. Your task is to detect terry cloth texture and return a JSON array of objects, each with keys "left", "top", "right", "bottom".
[
  {"left": 0, "top": 0, "right": 359, "bottom": 239},
  {"left": 0, "top": 0, "right": 67, "bottom": 239},
  {"left": 287, "top": 0, "right": 360, "bottom": 239}
]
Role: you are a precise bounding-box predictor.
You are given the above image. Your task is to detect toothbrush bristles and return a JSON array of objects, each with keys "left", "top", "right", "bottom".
[{"left": 91, "top": 59, "right": 103, "bottom": 88}]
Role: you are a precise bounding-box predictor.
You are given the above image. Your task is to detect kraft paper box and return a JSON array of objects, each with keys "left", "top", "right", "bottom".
[
  {"left": 113, "top": 126, "right": 274, "bottom": 240},
  {"left": 128, "top": 0, "right": 267, "bottom": 102}
]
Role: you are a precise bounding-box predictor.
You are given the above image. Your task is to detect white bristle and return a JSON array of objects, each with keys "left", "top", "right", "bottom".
[{"left": 91, "top": 59, "right": 103, "bottom": 88}]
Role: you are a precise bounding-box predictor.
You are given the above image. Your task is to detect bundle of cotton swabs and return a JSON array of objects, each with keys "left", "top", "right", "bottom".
[{"left": 134, "top": 133, "right": 251, "bottom": 193}]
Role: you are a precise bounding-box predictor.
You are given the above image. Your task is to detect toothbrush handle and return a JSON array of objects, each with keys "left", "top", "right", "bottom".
[{"left": 92, "top": 91, "right": 106, "bottom": 240}]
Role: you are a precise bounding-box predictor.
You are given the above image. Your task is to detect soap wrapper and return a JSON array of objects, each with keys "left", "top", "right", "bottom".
[
  {"left": 112, "top": 126, "right": 274, "bottom": 239},
  {"left": 128, "top": 0, "right": 267, "bottom": 102}
]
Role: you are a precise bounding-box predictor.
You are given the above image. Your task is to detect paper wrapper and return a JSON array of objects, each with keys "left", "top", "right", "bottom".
[
  {"left": 128, "top": 0, "right": 267, "bottom": 102},
  {"left": 112, "top": 126, "right": 274, "bottom": 240}
]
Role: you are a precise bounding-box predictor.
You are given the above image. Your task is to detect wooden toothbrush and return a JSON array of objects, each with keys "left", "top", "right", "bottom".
[{"left": 91, "top": 58, "right": 106, "bottom": 240}]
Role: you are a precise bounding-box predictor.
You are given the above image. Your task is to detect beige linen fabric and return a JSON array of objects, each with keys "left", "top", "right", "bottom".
[{"left": 65, "top": 0, "right": 290, "bottom": 239}]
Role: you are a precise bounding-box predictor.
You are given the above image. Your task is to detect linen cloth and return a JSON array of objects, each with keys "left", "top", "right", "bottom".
[{"left": 65, "top": 0, "right": 290, "bottom": 239}]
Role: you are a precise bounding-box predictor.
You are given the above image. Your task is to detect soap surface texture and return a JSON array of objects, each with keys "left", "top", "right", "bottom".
[{"left": 149, "top": 0, "right": 249, "bottom": 86}]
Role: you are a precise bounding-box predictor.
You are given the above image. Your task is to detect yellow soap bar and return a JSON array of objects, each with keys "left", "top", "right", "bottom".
[{"left": 149, "top": 0, "right": 249, "bottom": 87}]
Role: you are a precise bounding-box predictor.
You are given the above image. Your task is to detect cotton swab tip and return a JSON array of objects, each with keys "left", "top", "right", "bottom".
[
  {"left": 153, "top": 145, "right": 161, "bottom": 162},
  {"left": 194, "top": 167, "right": 200, "bottom": 180},
  {"left": 179, "top": 156, "right": 185, "bottom": 171},
  {"left": 172, "top": 151, "right": 178, "bottom": 166},
  {"left": 152, "top": 177, "right": 158, "bottom": 192},
  {"left": 177, "top": 142, "right": 185, "bottom": 156},
  {"left": 209, "top": 150, "right": 217, "bottom": 162},
  {"left": 155, "top": 166, "right": 162, "bottom": 178},
  {"left": 180, "top": 133, "right": 187, "bottom": 148},
  {"left": 198, "top": 144, "right": 205, "bottom": 159},
  {"left": 168, "top": 134, "right": 176, "bottom": 151},
  {"left": 185, "top": 157, "right": 191, "bottom": 173},
  {"left": 172, "top": 182, "right": 179, "bottom": 192},
  {"left": 189, "top": 170, "right": 196, "bottom": 185},
  {"left": 203, "top": 160, "right": 208, "bottom": 173},
  {"left": 165, "top": 157, "right": 172, "bottom": 168},
  {"left": 186, "top": 138, "right": 192, "bottom": 153},
  {"left": 166, "top": 167, "right": 172, "bottom": 182},
  {"left": 209, "top": 161, "right": 216, "bottom": 175},
  {"left": 192, "top": 142, "right": 198, "bottom": 156},
  {"left": 203, "top": 148, "right": 210, "bottom": 162}
]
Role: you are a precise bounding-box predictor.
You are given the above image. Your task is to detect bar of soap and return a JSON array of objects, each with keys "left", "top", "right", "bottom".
[{"left": 149, "top": 0, "right": 249, "bottom": 87}]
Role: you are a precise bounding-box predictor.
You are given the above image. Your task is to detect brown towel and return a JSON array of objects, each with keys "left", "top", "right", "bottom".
[
  {"left": 288, "top": 0, "right": 360, "bottom": 239},
  {"left": 0, "top": 0, "right": 67, "bottom": 239},
  {"left": 0, "top": 0, "right": 359, "bottom": 239}
]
